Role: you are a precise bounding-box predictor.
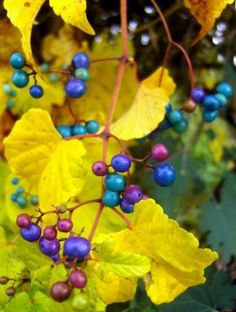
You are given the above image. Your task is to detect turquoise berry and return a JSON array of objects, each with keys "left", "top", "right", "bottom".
[
  {"left": 74, "top": 68, "right": 90, "bottom": 82},
  {"left": 102, "top": 191, "right": 120, "bottom": 208},
  {"left": 203, "top": 95, "right": 220, "bottom": 111},
  {"left": 72, "top": 124, "right": 87, "bottom": 136},
  {"left": 57, "top": 125, "right": 72, "bottom": 138},
  {"left": 215, "top": 93, "right": 228, "bottom": 108},
  {"left": 17, "top": 196, "right": 28, "bottom": 208},
  {"left": 105, "top": 174, "right": 126, "bottom": 192},
  {"left": 167, "top": 110, "right": 183, "bottom": 125},
  {"left": 12, "top": 70, "right": 29, "bottom": 88},
  {"left": 9, "top": 52, "right": 26, "bottom": 69},
  {"left": 216, "top": 82, "right": 233, "bottom": 98},
  {"left": 173, "top": 118, "right": 189, "bottom": 133},
  {"left": 158, "top": 118, "right": 171, "bottom": 131},
  {"left": 40, "top": 63, "right": 50, "bottom": 73},
  {"left": 16, "top": 186, "right": 24, "bottom": 194},
  {"left": 9, "top": 89, "right": 17, "bottom": 97},
  {"left": 30, "top": 195, "right": 39, "bottom": 206},
  {"left": 10, "top": 193, "right": 18, "bottom": 202},
  {"left": 86, "top": 120, "right": 100, "bottom": 134},
  {"left": 6, "top": 100, "right": 14, "bottom": 109},
  {"left": 49, "top": 73, "right": 59, "bottom": 83},
  {"left": 11, "top": 177, "right": 19, "bottom": 185},
  {"left": 2, "top": 83, "right": 12, "bottom": 95},
  {"left": 202, "top": 110, "right": 218, "bottom": 122}
]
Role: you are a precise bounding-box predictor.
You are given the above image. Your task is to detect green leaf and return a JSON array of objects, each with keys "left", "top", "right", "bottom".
[{"left": 200, "top": 173, "right": 236, "bottom": 261}]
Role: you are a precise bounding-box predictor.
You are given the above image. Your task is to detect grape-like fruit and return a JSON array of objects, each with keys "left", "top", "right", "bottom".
[
  {"left": 203, "top": 95, "right": 220, "bottom": 111},
  {"left": 57, "top": 125, "right": 72, "bottom": 138},
  {"left": 50, "top": 282, "right": 71, "bottom": 302},
  {"left": 216, "top": 82, "right": 233, "bottom": 98},
  {"left": 92, "top": 161, "right": 108, "bottom": 176},
  {"left": 72, "top": 124, "right": 87, "bottom": 136},
  {"left": 102, "top": 190, "right": 120, "bottom": 207},
  {"left": 57, "top": 219, "right": 73, "bottom": 233},
  {"left": 12, "top": 70, "right": 29, "bottom": 88},
  {"left": 43, "top": 226, "right": 57, "bottom": 240},
  {"left": 72, "top": 52, "right": 90, "bottom": 69},
  {"left": 20, "top": 223, "right": 42, "bottom": 242},
  {"left": 63, "top": 236, "right": 91, "bottom": 258},
  {"left": 111, "top": 154, "right": 131, "bottom": 172},
  {"left": 69, "top": 269, "right": 87, "bottom": 288},
  {"left": 173, "top": 118, "right": 188, "bottom": 133},
  {"left": 120, "top": 198, "right": 134, "bottom": 213},
  {"left": 151, "top": 144, "right": 169, "bottom": 161},
  {"left": 0, "top": 276, "right": 9, "bottom": 285},
  {"left": 105, "top": 174, "right": 126, "bottom": 192},
  {"left": 153, "top": 163, "right": 176, "bottom": 186},
  {"left": 9, "top": 52, "right": 26, "bottom": 69},
  {"left": 5, "top": 286, "right": 15, "bottom": 297},
  {"left": 39, "top": 237, "right": 60, "bottom": 256},
  {"left": 202, "top": 110, "right": 218, "bottom": 122},
  {"left": 124, "top": 185, "right": 143, "bottom": 204},
  {"left": 86, "top": 120, "right": 100, "bottom": 134},
  {"left": 167, "top": 109, "right": 183, "bottom": 124},
  {"left": 65, "top": 79, "right": 86, "bottom": 98},
  {"left": 191, "top": 87, "right": 205, "bottom": 103},
  {"left": 74, "top": 68, "right": 90, "bottom": 81},
  {"left": 16, "top": 213, "right": 31, "bottom": 228},
  {"left": 72, "top": 293, "right": 89, "bottom": 311},
  {"left": 29, "top": 85, "right": 44, "bottom": 98}
]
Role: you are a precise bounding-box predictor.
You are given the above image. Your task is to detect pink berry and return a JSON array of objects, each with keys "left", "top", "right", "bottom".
[
  {"left": 151, "top": 144, "right": 169, "bottom": 161},
  {"left": 43, "top": 226, "right": 57, "bottom": 240},
  {"left": 57, "top": 219, "right": 73, "bottom": 232},
  {"left": 16, "top": 213, "right": 31, "bottom": 228},
  {"left": 92, "top": 161, "right": 108, "bottom": 176},
  {"left": 69, "top": 269, "right": 87, "bottom": 288}
]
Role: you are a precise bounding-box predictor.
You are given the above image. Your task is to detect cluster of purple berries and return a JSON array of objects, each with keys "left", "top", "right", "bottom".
[
  {"left": 16, "top": 212, "right": 90, "bottom": 302},
  {"left": 10, "top": 52, "right": 44, "bottom": 98},
  {"left": 10, "top": 177, "right": 38, "bottom": 208},
  {"left": 65, "top": 52, "right": 90, "bottom": 99},
  {"left": 191, "top": 82, "right": 233, "bottom": 122},
  {"left": 2, "top": 83, "right": 17, "bottom": 109},
  {"left": 56, "top": 119, "right": 100, "bottom": 138}
]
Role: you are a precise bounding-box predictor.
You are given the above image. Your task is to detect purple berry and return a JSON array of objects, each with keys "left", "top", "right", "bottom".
[
  {"left": 63, "top": 236, "right": 91, "bottom": 259},
  {"left": 16, "top": 213, "right": 31, "bottom": 228},
  {"left": 50, "top": 282, "right": 71, "bottom": 302},
  {"left": 20, "top": 223, "right": 41, "bottom": 242},
  {"left": 43, "top": 226, "right": 57, "bottom": 240},
  {"left": 111, "top": 154, "right": 131, "bottom": 172},
  {"left": 69, "top": 269, "right": 87, "bottom": 288},
  {"left": 191, "top": 87, "right": 206, "bottom": 103},
  {"left": 39, "top": 237, "right": 60, "bottom": 256},
  {"left": 92, "top": 161, "right": 108, "bottom": 176},
  {"left": 124, "top": 185, "right": 143, "bottom": 204},
  {"left": 65, "top": 79, "right": 86, "bottom": 98},
  {"left": 57, "top": 219, "right": 73, "bottom": 233},
  {"left": 50, "top": 254, "right": 60, "bottom": 262},
  {"left": 151, "top": 144, "right": 169, "bottom": 161},
  {"left": 120, "top": 198, "right": 134, "bottom": 213}
]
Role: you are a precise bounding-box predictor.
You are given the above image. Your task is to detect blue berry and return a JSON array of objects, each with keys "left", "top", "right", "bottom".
[
  {"left": 49, "top": 73, "right": 59, "bottom": 83},
  {"left": 10, "top": 193, "right": 18, "bottom": 202},
  {"left": 120, "top": 198, "right": 134, "bottom": 213},
  {"left": 86, "top": 120, "right": 100, "bottom": 134},
  {"left": 72, "top": 52, "right": 90, "bottom": 69},
  {"left": 105, "top": 174, "right": 126, "bottom": 192},
  {"left": 74, "top": 68, "right": 90, "bottom": 82},
  {"left": 9, "top": 52, "right": 26, "bottom": 69},
  {"left": 203, "top": 95, "right": 220, "bottom": 111},
  {"left": 30, "top": 195, "right": 39, "bottom": 206},
  {"left": 167, "top": 110, "right": 183, "bottom": 125},
  {"left": 6, "top": 100, "right": 14, "bottom": 109},
  {"left": 124, "top": 185, "right": 143, "bottom": 204},
  {"left": 102, "top": 191, "right": 120, "bottom": 207},
  {"left": 63, "top": 236, "right": 91, "bottom": 258},
  {"left": 165, "top": 103, "right": 172, "bottom": 113},
  {"left": 57, "top": 125, "right": 72, "bottom": 138},
  {"left": 16, "top": 186, "right": 24, "bottom": 194},
  {"left": 50, "top": 255, "right": 60, "bottom": 262},
  {"left": 17, "top": 196, "right": 27, "bottom": 208},
  {"left": 72, "top": 124, "right": 87, "bottom": 136},
  {"left": 12, "top": 70, "right": 29, "bottom": 88},
  {"left": 173, "top": 119, "right": 188, "bottom": 133},
  {"left": 39, "top": 237, "right": 60, "bottom": 256},
  {"left": 65, "top": 79, "right": 86, "bottom": 98},
  {"left": 216, "top": 82, "right": 233, "bottom": 98},
  {"left": 215, "top": 93, "right": 228, "bottom": 108},
  {"left": 153, "top": 163, "right": 176, "bottom": 186},
  {"left": 191, "top": 87, "right": 205, "bottom": 103},
  {"left": 30, "top": 85, "right": 44, "bottom": 98},
  {"left": 11, "top": 177, "right": 19, "bottom": 185},
  {"left": 20, "top": 223, "right": 42, "bottom": 242},
  {"left": 202, "top": 110, "right": 218, "bottom": 122},
  {"left": 158, "top": 118, "right": 171, "bottom": 131},
  {"left": 111, "top": 154, "right": 131, "bottom": 173}
]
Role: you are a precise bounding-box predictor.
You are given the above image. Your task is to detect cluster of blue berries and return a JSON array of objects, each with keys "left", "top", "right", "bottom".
[
  {"left": 56, "top": 119, "right": 100, "bottom": 138},
  {"left": 10, "top": 177, "right": 38, "bottom": 208},
  {"left": 16, "top": 210, "right": 89, "bottom": 301},
  {"left": 191, "top": 81, "right": 233, "bottom": 122},
  {"left": 65, "top": 52, "right": 90, "bottom": 99},
  {"left": 9, "top": 52, "right": 44, "bottom": 98},
  {"left": 2, "top": 83, "right": 17, "bottom": 109}
]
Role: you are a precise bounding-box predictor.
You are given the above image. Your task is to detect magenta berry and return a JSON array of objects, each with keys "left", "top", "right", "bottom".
[
  {"left": 124, "top": 184, "right": 143, "bottom": 204},
  {"left": 92, "top": 161, "right": 108, "bottom": 176},
  {"left": 50, "top": 282, "right": 71, "bottom": 302},
  {"left": 16, "top": 213, "right": 31, "bottom": 228},
  {"left": 69, "top": 269, "right": 87, "bottom": 288},
  {"left": 43, "top": 226, "right": 57, "bottom": 240},
  {"left": 57, "top": 219, "right": 73, "bottom": 233},
  {"left": 151, "top": 144, "right": 169, "bottom": 161}
]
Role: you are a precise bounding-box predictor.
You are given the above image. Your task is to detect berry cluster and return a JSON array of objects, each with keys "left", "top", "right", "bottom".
[
  {"left": 2, "top": 83, "right": 17, "bottom": 109},
  {"left": 10, "top": 52, "right": 44, "bottom": 98},
  {"left": 40, "top": 63, "right": 60, "bottom": 83},
  {"left": 10, "top": 177, "right": 38, "bottom": 208},
  {"left": 65, "top": 52, "right": 90, "bottom": 99},
  {"left": 191, "top": 81, "right": 233, "bottom": 122},
  {"left": 57, "top": 120, "right": 100, "bottom": 138}
]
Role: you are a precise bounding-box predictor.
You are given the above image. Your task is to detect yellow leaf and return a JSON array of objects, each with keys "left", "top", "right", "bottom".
[
  {"left": 184, "top": 0, "right": 234, "bottom": 44},
  {"left": 49, "top": 0, "right": 94, "bottom": 35},
  {"left": 112, "top": 199, "right": 218, "bottom": 304},
  {"left": 4, "top": 109, "right": 87, "bottom": 211}
]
